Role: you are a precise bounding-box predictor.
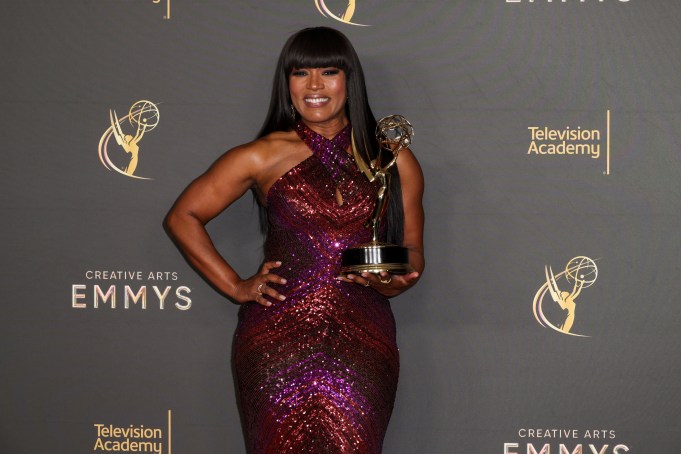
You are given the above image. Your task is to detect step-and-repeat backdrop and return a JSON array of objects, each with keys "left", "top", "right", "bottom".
[{"left": 3, "top": 1, "right": 680, "bottom": 452}]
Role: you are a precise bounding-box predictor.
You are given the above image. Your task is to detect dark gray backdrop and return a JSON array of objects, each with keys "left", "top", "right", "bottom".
[{"left": 2, "top": 1, "right": 680, "bottom": 452}]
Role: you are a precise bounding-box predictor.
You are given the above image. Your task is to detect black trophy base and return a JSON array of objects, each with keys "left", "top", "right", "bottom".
[{"left": 340, "top": 242, "right": 414, "bottom": 276}]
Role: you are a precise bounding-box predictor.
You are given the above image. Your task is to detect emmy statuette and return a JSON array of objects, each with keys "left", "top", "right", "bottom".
[{"left": 340, "top": 115, "right": 415, "bottom": 276}]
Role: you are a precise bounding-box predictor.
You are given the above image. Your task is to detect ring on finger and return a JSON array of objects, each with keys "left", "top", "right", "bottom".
[
  {"left": 364, "top": 280, "right": 371, "bottom": 287},
  {"left": 256, "top": 282, "right": 265, "bottom": 294},
  {"left": 379, "top": 275, "right": 392, "bottom": 284}
]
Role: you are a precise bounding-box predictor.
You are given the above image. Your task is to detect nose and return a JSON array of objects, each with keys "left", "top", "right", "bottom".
[{"left": 307, "top": 71, "right": 323, "bottom": 90}]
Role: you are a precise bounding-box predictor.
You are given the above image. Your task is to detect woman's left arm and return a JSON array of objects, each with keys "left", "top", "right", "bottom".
[{"left": 346, "top": 147, "right": 425, "bottom": 297}]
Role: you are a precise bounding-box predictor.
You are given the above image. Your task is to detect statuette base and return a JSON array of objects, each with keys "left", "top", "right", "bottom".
[{"left": 340, "top": 242, "right": 413, "bottom": 276}]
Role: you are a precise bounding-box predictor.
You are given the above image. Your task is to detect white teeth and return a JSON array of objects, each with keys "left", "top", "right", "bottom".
[{"left": 305, "top": 97, "right": 329, "bottom": 103}]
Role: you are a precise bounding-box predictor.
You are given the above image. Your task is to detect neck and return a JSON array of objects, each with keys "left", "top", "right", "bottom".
[{"left": 301, "top": 117, "right": 349, "bottom": 139}]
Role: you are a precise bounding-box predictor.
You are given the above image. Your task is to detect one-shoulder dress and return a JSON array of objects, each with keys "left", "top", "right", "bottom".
[{"left": 233, "top": 121, "right": 400, "bottom": 453}]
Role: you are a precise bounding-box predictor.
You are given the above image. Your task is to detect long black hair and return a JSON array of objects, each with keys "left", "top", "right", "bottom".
[{"left": 257, "top": 27, "right": 404, "bottom": 245}]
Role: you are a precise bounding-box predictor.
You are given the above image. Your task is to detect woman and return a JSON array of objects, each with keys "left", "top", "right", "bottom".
[{"left": 165, "top": 27, "right": 424, "bottom": 453}]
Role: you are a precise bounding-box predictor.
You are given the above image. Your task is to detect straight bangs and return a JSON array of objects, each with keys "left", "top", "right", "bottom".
[{"left": 282, "top": 29, "right": 354, "bottom": 75}]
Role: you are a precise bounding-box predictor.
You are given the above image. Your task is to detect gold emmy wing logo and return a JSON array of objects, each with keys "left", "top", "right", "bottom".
[
  {"left": 314, "top": 0, "right": 369, "bottom": 26},
  {"left": 532, "top": 256, "right": 599, "bottom": 337},
  {"left": 98, "top": 100, "right": 160, "bottom": 180},
  {"left": 159, "top": 0, "right": 171, "bottom": 20},
  {"left": 150, "top": 0, "right": 171, "bottom": 20}
]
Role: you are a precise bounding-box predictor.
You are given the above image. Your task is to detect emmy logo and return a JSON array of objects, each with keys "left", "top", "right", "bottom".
[
  {"left": 314, "top": 0, "right": 369, "bottom": 26},
  {"left": 532, "top": 256, "right": 599, "bottom": 337},
  {"left": 98, "top": 100, "right": 160, "bottom": 180}
]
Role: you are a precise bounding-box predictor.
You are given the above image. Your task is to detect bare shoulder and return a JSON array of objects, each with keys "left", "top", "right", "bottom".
[
  {"left": 206, "top": 129, "right": 308, "bottom": 203},
  {"left": 253, "top": 130, "right": 302, "bottom": 161},
  {"left": 396, "top": 147, "right": 424, "bottom": 182},
  {"left": 208, "top": 130, "right": 299, "bottom": 174}
]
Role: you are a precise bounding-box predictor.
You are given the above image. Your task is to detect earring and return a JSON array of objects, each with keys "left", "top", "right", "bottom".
[{"left": 290, "top": 104, "right": 297, "bottom": 122}]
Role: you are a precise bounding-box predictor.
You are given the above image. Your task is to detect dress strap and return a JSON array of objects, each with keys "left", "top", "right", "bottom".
[{"left": 294, "top": 121, "right": 354, "bottom": 189}]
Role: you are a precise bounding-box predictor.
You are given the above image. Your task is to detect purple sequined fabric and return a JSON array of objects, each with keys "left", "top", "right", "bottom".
[{"left": 233, "top": 122, "right": 399, "bottom": 453}]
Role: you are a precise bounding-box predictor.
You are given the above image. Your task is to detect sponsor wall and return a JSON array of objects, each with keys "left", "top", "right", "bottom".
[{"left": 2, "top": 1, "right": 681, "bottom": 452}]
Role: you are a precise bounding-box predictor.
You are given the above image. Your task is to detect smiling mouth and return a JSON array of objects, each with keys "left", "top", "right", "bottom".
[{"left": 304, "top": 97, "right": 330, "bottom": 106}]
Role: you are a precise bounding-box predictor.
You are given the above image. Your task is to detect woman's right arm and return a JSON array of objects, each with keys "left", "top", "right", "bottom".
[{"left": 164, "top": 143, "right": 286, "bottom": 306}]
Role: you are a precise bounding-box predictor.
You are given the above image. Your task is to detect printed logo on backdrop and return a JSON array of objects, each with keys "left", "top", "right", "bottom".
[
  {"left": 506, "top": 0, "right": 630, "bottom": 4},
  {"left": 157, "top": 0, "right": 171, "bottom": 19},
  {"left": 532, "top": 256, "right": 599, "bottom": 337},
  {"left": 72, "top": 270, "right": 192, "bottom": 311},
  {"left": 314, "top": 0, "right": 369, "bottom": 26},
  {"left": 134, "top": 0, "right": 171, "bottom": 19},
  {"left": 111, "top": 0, "right": 171, "bottom": 19},
  {"left": 504, "top": 428, "right": 630, "bottom": 453},
  {"left": 98, "top": 100, "right": 160, "bottom": 180},
  {"left": 526, "top": 110, "right": 611, "bottom": 175},
  {"left": 92, "top": 410, "right": 172, "bottom": 453}
]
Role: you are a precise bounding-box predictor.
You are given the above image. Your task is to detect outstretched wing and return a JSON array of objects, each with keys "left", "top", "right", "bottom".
[
  {"left": 545, "top": 265, "right": 564, "bottom": 306},
  {"left": 341, "top": 1, "right": 356, "bottom": 21},
  {"left": 109, "top": 109, "right": 126, "bottom": 147},
  {"left": 351, "top": 130, "right": 376, "bottom": 182}
]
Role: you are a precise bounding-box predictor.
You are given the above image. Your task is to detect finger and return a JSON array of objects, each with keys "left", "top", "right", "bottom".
[
  {"left": 260, "top": 261, "right": 283, "bottom": 274},
  {"left": 389, "top": 272, "right": 420, "bottom": 287},
  {"left": 361, "top": 272, "right": 381, "bottom": 285},
  {"left": 261, "top": 283, "right": 286, "bottom": 302},
  {"left": 254, "top": 292, "right": 273, "bottom": 307},
  {"left": 346, "top": 273, "right": 366, "bottom": 283},
  {"left": 377, "top": 271, "right": 393, "bottom": 285},
  {"left": 346, "top": 274, "right": 366, "bottom": 286},
  {"left": 345, "top": 273, "right": 375, "bottom": 287},
  {"left": 262, "top": 273, "right": 287, "bottom": 286},
  {"left": 402, "top": 271, "right": 420, "bottom": 283},
  {"left": 356, "top": 272, "right": 379, "bottom": 287}
]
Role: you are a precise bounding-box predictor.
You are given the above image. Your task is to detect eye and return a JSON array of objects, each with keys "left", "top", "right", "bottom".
[
  {"left": 291, "top": 69, "right": 308, "bottom": 77},
  {"left": 322, "top": 68, "right": 341, "bottom": 76}
]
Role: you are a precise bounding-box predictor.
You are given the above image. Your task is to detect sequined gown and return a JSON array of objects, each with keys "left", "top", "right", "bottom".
[{"left": 233, "top": 122, "right": 400, "bottom": 453}]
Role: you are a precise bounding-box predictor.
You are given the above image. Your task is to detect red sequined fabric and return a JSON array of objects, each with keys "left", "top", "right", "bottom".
[{"left": 233, "top": 122, "right": 399, "bottom": 453}]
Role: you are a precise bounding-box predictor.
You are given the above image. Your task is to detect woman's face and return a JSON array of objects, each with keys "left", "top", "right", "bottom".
[{"left": 289, "top": 67, "right": 347, "bottom": 131}]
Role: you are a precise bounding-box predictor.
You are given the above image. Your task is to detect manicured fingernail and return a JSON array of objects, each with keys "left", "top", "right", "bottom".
[
  {"left": 276, "top": 261, "right": 282, "bottom": 265},
  {"left": 265, "top": 301, "right": 272, "bottom": 307},
  {"left": 281, "top": 279, "right": 287, "bottom": 284},
  {"left": 279, "top": 295, "right": 286, "bottom": 301}
]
